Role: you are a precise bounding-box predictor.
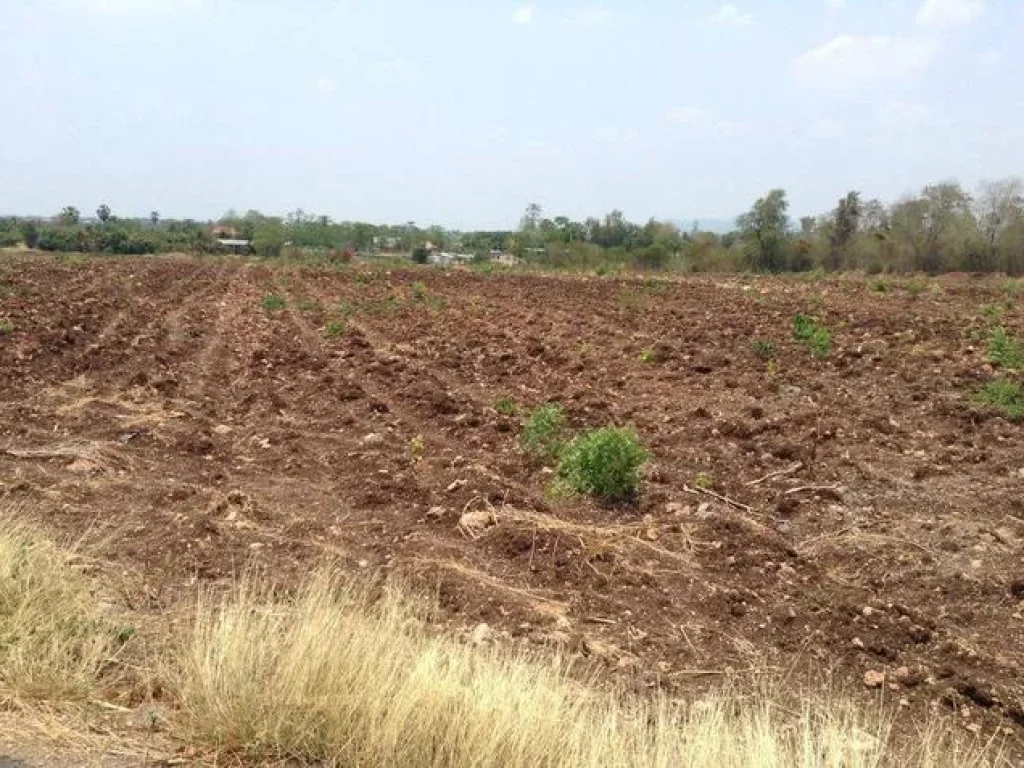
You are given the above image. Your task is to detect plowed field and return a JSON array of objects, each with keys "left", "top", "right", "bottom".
[{"left": 2, "top": 254, "right": 1022, "bottom": 751}]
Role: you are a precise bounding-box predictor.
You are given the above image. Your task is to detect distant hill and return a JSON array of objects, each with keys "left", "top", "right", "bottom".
[{"left": 672, "top": 218, "right": 736, "bottom": 235}]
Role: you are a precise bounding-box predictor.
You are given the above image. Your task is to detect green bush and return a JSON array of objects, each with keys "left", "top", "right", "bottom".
[
  {"left": 261, "top": 294, "right": 286, "bottom": 312},
  {"left": 324, "top": 320, "right": 347, "bottom": 338},
  {"left": 0, "top": 319, "right": 13, "bottom": 335},
  {"left": 557, "top": 426, "right": 649, "bottom": 503},
  {"left": 792, "top": 314, "right": 817, "bottom": 341},
  {"left": 520, "top": 403, "right": 566, "bottom": 461},
  {"left": 752, "top": 340, "right": 776, "bottom": 359},
  {"left": 494, "top": 397, "right": 519, "bottom": 417},
  {"left": 793, "top": 315, "right": 832, "bottom": 358},
  {"left": 412, "top": 282, "right": 428, "bottom": 300},
  {"left": 975, "top": 379, "right": 1023, "bottom": 421},
  {"left": 988, "top": 327, "right": 1023, "bottom": 370},
  {"left": 411, "top": 246, "right": 430, "bottom": 265}
]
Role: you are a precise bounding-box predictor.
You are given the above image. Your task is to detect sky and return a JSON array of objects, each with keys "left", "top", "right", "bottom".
[{"left": 1, "top": 0, "right": 1022, "bottom": 229}]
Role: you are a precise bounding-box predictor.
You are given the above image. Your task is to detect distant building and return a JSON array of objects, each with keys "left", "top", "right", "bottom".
[
  {"left": 210, "top": 224, "right": 240, "bottom": 239},
  {"left": 217, "top": 238, "right": 252, "bottom": 255},
  {"left": 490, "top": 249, "right": 519, "bottom": 265},
  {"left": 430, "top": 251, "right": 474, "bottom": 266}
]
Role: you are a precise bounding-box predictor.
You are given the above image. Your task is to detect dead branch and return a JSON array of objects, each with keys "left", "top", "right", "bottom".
[
  {"left": 683, "top": 485, "right": 752, "bottom": 512},
  {"left": 745, "top": 462, "right": 803, "bottom": 487}
]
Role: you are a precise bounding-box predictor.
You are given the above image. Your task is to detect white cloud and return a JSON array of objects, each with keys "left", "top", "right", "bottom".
[
  {"left": 316, "top": 78, "right": 335, "bottom": 93},
  {"left": 708, "top": 4, "right": 753, "bottom": 26},
  {"left": 980, "top": 50, "right": 1002, "bottom": 67},
  {"left": 667, "top": 106, "right": 709, "bottom": 126},
  {"left": 876, "top": 100, "right": 933, "bottom": 129},
  {"left": 916, "top": 0, "right": 983, "bottom": 27},
  {"left": 573, "top": 7, "right": 611, "bottom": 26},
  {"left": 825, "top": 0, "right": 846, "bottom": 9},
  {"left": 512, "top": 5, "right": 533, "bottom": 26},
  {"left": 805, "top": 117, "right": 847, "bottom": 140},
  {"left": 61, "top": 0, "right": 201, "bottom": 12},
  {"left": 793, "top": 35, "right": 939, "bottom": 88}
]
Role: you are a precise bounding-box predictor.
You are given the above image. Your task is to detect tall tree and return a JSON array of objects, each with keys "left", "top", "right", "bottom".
[
  {"left": 975, "top": 178, "right": 1023, "bottom": 252},
  {"left": 828, "top": 191, "right": 861, "bottom": 270},
  {"left": 59, "top": 206, "right": 80, "bottom": 226},
  {"left": 890, "top": 182, "right": 973, "bottom": 273},
  {"left": 96, "top": 204, "right": 112, "bottom": 224},
  {"left": 737, "top": 189, "right": 790, "bottom": 271},
  {"left": 150, "top": 210, "right": 160, "bottom": 227}
]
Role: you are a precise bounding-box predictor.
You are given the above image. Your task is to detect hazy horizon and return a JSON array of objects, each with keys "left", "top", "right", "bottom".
[{"left": 2, "top": 0, "right": 1021, "bottom": 229}]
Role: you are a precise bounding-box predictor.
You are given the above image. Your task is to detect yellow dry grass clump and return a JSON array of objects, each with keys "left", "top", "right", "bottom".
[
  {"left": 171, "top": 571, "right": 994, "bottom": 768},
  {"left": 0, "top": 521, "right": 121, "bottom": 703},
  {"left": 0, "top": 509, "right": 1002, "bottom": 766}
]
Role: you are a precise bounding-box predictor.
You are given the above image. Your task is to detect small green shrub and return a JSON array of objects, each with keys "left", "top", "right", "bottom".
[
  {"left": 520, "top": 403, "right": 567, "bottom": 461},
  {"left": 297, "top": 297, "right": 320, "bottom": 313},
  {"left": 557, "top": 426, "right": 649, "bottom": 503},
  {"left": 642, "top": 278, "right": 671, "bottom": 295},
  {"left": 752, "top": 340, "right": 776, "bottom": 359},
  {"left": 989, "top": 327, "right": 1023, "bottom": 370},
  {"left": 793, "top": 314, "right": 817, "bottom": 341},
  {"left": 494, "top": 397, "right": 519, "bottom": 417},
  {"left": 411, "top": 282, "right": 428, "bottom": 300},
  {"left": 982, "top": 303, "right": 1005, "bottom": 321},
  {"left": 261, "top": 294, "right": 286, "bottom": 312},
  {"left": 809, "top": 327, "right": 833, "bottom": 358},
  {"left": 410, "top": 246, "right": 430, "bottom": 265},
  {"left": 639, "top": 349, "right": 658, "bottom": 364},
  {"left": 0, "top": 319, "right": 13, "bottom": 335},
  {"left": 793, "top": 315, "right": 832, "bottom": 358},
  {"left": 355, "top": 273, "right": 372, "bottom": 285},
  {"left": 694, "top": 472, "right": 713, "bottom": 490},
  {"left": 975, "top": 379, "right": 1023, "bottom": 421},
  {"left": 870, "top": 279, "right": 891, "bottom": 294},
  {"left": 324, "top": 320, "right": 347, "bottom": 338},
  {"left": 904, "top": 278, "right": 928, "bottom": 297}
]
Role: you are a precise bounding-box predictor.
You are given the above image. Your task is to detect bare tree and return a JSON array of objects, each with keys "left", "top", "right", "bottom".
[{"left": 975, "top": 178, "right": 1023, "bottom": 249}]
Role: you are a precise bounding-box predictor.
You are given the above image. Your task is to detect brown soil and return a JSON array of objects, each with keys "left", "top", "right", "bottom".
[{"left": 1, "top": 254, "right": 1023, "bottom": 756}]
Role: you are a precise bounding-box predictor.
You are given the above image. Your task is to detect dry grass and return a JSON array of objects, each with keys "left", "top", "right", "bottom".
[
  {"left": 0, "top": 519, "right": 123, "bottom": 704},
  {"left": 0, "top": 507, "right": 1002, "bottom": 766},
  {"left": 169, "top": 569, "right": 997, "bottom": 768}
]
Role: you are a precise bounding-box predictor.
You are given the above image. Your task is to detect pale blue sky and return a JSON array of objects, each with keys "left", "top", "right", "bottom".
[{"left": 1, "top": 0, "right": 1021, "bottom": 228}]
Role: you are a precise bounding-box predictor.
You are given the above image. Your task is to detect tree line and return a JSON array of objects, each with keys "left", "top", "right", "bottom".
[{"left": 1, "top": 177, "right": 1021, "bottom": 275}]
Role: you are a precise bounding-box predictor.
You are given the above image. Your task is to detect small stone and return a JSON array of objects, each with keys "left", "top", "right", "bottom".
[
  {"left": 862, "top": 606, "right": 875, "bottom": 618},
  {"left": 965, "top": 723, "right": 981, "bottom": 735},
  {"left": 554, "top": 615, "right": 572, "bottom": 631},
  {"left": 458, "top": 508, "right": 495, "bottom": 532},
  {"left": 357, "top": 559, "right": 369, "bottom": 568},
  {"left": 864, "top": 670, "right": 885, "bottom": 689},
  {"left": 362, "top": 433, "right": 384, "bottom": 446},
  {"left": 212, "top": 424, "right": 233, "bottom": 435},
  {"left": 426, "top": 506, "right": 446, "bottom": 519},
  {"left": 470, "top": 623, "right": 492, "bottom": 645},
  {"left": 899, "top": 698, "right": 910, "bottom": 708},
  {"left": 446, "top": 478, "right": 467, "bottom": 493},
  {"left": 852, "top": 637, "right": 865, "bottom": 649}
]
